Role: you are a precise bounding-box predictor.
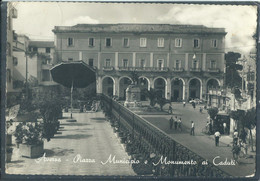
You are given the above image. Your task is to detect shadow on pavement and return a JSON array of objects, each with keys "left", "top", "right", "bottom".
[
  {"left": 53, "top": 134, "right": 92, "bottom": 140},
  {"left": 44, "top": 148, "right": 74, "bottom": 157},
  {"left": 60, "top": 128, "right": 93, "bottom": 132},
  {"left": 91, "top": 117, "right": 106, "bottom": 120},
  {"left": 9, "top": 160, "right": 24, "bottom": 164},
  {"left": 60, "top": 123, "right": 90, "bottom": 126}
]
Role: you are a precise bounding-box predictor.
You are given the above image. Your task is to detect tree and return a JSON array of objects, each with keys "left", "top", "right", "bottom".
[
  {"left": 232, "top": 87, "right": 242, "bottom": 100},
  {"left": 242, "top": 108, "right": 256, "bottom": 151},
  {"left": 225, "top": 52, "right": 243, "bottom": 88},
  {"left": 207, "top": 107, "right": 219, "bottom": 120},
  {"left": 156, "top": 97, "right": 171, "bottom": 111},
  {"left": 230, "top": 109, "right": 245, "bottom": 133},
  {"left": 145, "top": 88, "right": 157, "bottom": 106}
]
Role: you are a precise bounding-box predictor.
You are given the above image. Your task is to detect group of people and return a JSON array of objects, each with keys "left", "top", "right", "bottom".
[
  {"left": 213, "top": 128, "right": 248, "bottom": 163},
  {"left": 232, "top": 129, "right": 248, "bottom": 162},
  {"left": 169, "top": 116, "right": 182, "bottom": 131},
  {"left": 84, "top": 100, "right": 100, "bottom": 112}
]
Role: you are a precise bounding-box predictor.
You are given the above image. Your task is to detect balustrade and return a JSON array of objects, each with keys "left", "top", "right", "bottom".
[
  {"left": 208, "top": 68, "right": 220, "bottom": 73},
  {"left": 190, "top": 68, "right": 202, "bottom": 72},
  {"left": 116, "top": 66, "right": 169, "bottom": 72},
  {"left": 101, "top": 94, "right": 229, "bottom": 177}
]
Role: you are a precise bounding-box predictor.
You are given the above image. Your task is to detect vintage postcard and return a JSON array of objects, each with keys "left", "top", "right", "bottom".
[{"left": 1, "top": 1, "right": 259, "bottom": 180}]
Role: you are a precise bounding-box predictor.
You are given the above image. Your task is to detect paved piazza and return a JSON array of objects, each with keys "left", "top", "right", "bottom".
[
  {"left": 6, "top": 112, "right": 135, "bottom": 176},
  {"left": 142, "top": 103, "right": 256, "bottom": 177}
]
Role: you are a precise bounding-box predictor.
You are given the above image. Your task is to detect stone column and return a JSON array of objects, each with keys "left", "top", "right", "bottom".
[
  {"left": 185, "top": 78, "right": 189, "bottom": 100},
  {"left": 114, "top": 77, "right": 119, "bottom": 96},
  {"left": 115, "top": 52, "right": 119, "bottom": 70},
  {"left": 185, "top": 53, "right": 189, "bottom": 71},
  {"left": 200, "top": 80, "right": 203, "bottom": 99},
  {"left": 221, "top": 53, "right": 225, "bottom": 72},
  {"left": 150, "top": 78, "right": 154, "bottom": 89},
  {"left": 97, "top": 52, "right": 101, "bottom": 69},
  {"left": 202, "top": 79, "right": 207, "bottom": 99},
  {"left": 166, "top": 78, "right": 171, "bottom": 99},
  {"left": 133, "top": 52, "right": 136, "bottom": 68},
  {"left": 182, "top": 81, "right": 186, "bottom": 100},
  {"left": 202, "top": 53, "right": 206, "bottom": 71},
  {"left": 150, "top": 53, "right": 153, "bottom": 67},
  {"left": 167, "top": 53, "right": 170, "bottom": 67},
  {"left": 96, "top": 76, "right": 102, "bottom": 94}
]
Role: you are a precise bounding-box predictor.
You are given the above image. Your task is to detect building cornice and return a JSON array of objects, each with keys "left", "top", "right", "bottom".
[{"left": 52, "top": 24, "right": 227, "bottom": 35}]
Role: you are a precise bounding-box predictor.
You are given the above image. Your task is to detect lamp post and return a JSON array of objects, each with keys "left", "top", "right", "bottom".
[{"left": 25, "top": 49, "right": 29, "bottom": 100}]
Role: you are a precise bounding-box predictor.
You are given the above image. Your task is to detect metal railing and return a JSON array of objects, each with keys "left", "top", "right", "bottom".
[
  {"left": 118, "top": 66, "right": 169, "bottom": 72},
  {"left": 172, "top": 68, "right": 184, "bottom": 72},
  {"left": 101, "top": 94, "right": 230, "bottom": 177},
  {"left": 102, "top": 66, "right": 114, "bottom": 71},
  {"left": 190, "top": 68, "right": 202, "bottom": 72},
  {"left": 207, "top": 68, "right": 220, "bottom": 73}
]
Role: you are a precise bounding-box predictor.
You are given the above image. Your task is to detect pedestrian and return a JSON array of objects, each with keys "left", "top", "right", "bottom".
[
  {"left": 223, "top": 122, "right": 227, "bottom": 134},
  {"left": 240, "top": 129, "right": 247, "bottom": 143},
  {"left": 199, "top": 107, "right": 203, "bottom": 113},
  {"left": 183, "top": 101, "right": 186, "bottom": 107},
  {"left": 190, "top": 121, "right": 195, "bottom": 136},
  {"left": 192, "top": 102, "right": 195, "bottom": 109},
  {"left": 214, "top": 131, "right": 221, "bottom": 146},
  {"left": 168, "top": 105, "right": 173, "bottom": 114},
  {"left": 233, "top": 129, "right": 238, "bottom": 146},
  {"left": 178, "top": 118, "right": 182, "bottom": 131},
  {"left": 206, "top": 121, "right": 210, "bottom": 134},
  {"left": 174, "top": 116, "right": 178, "bottom": 130},
  {"left": 241, "top": 140, "right": 248, "bottom": 157},
  {"left": 232, "top": 144, "right": 241, "bottom": 162},
  {"left": 169, "top": 116, "right": 173, "bottom": 129}
]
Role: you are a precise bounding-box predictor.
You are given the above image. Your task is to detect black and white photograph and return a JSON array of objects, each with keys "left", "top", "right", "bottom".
[{"left": 2, "top": 1, "right": 258, "bottom": 179}]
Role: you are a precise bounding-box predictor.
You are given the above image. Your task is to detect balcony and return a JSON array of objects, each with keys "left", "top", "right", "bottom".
[
  {"left": 172, "top": 68, "right": 184, "bottom": 72},
  {"left": 13, "top": 40, "right": 25, "bottom": 51},
  {"left": 151, "top": 67, "right": 169, "bottom": 72},
  {"left": 207, "top": 68, "right": 220, "bottom": 73},
  {"left": 118, "top": 66, "right": 168, "bottom": 72},
  {"left": 103, "top": 66, "right": 114, "bottom": 71},
  {"left": 118, "top": 66, "right": 135, "bottom": 71},
  {"left": 190, "top": 68, "right": 201, "bottom": 72}
]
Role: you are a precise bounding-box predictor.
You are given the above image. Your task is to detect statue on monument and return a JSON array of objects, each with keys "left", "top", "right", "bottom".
[{"left": 124, "top": 71, "right": 142, "bottom": 108}]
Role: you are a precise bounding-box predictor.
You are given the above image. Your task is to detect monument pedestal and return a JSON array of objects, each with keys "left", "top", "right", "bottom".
[{"left": 124, "top": 84, "right": 142, "bottom": 108}]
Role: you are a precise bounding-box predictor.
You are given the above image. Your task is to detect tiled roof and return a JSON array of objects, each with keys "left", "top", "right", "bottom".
[
  {"left": 29, "top": 41, "right": 54, "bottom": 48},
  {"left": 53, "top": 24, "right": 226, "bottom": 34}
]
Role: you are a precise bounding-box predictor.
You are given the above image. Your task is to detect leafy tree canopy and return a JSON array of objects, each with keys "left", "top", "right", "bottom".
[{"left": 225, "top": 52, "right": 243, "bottom": 88}]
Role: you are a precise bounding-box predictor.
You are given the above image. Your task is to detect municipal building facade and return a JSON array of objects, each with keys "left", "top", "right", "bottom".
[{"left": 53, "top": 24, "right": 226, "bottom": 101}]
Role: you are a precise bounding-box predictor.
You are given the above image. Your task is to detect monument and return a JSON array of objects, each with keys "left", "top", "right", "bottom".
[
  {"left": 124, "top": 84, "right": 142, "bottom": 108},
  {"left": 124, "top": 71, "right": 142, "bottom": 108}
]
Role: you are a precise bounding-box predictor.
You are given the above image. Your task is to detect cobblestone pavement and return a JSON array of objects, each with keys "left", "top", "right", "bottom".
[
  {"left": 142, "top": 103, "right": 256, "bottom": 177},
  {"left": 6, "top": 112, "right": 135, "bottom": 176}
]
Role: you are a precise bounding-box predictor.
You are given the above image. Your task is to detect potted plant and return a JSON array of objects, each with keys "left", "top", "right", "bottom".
[
  {"left": 6, "top": 119, "right": 14, "bottom": 146},
  {"left": 17, "top": 122, "right": 44, "bottom": 158},
  {"left": 39, "top": 100, "right": 62, "bottom": 141},
  {"left": 6, "top": 147, "right": 13, "bottom": 162},
  {"left": 14, "top": 122, "right": 24, "bottom": 148}
]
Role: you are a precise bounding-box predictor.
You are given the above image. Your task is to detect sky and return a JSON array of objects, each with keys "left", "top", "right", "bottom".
[{"left": 11, "top": 2, "right": 258, "bottom": 55}]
